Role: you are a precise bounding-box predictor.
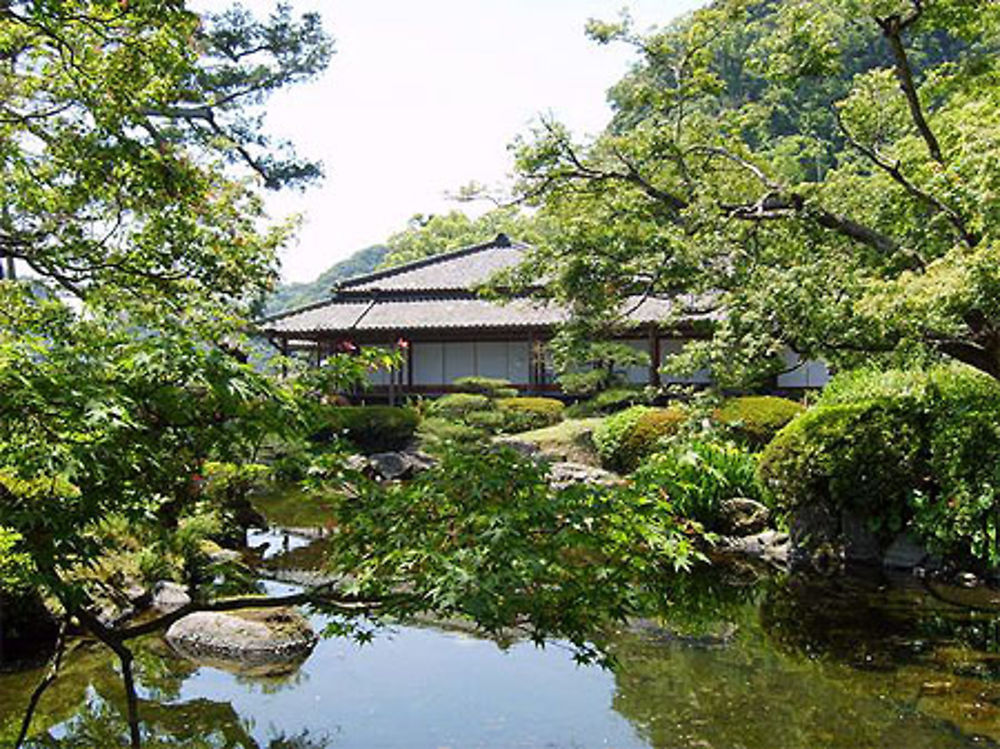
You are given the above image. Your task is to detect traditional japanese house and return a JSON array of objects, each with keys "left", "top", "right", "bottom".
[{"left": 260, "top": 234, "right": 828, "bottom": 395}]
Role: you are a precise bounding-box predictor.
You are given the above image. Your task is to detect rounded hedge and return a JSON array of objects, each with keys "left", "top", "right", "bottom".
[
  {"left": 427, "top": 393, "right": 493, "bottom": 420},
  {"left": 452, "top": 376, "right": 519, "bottom": 399},
  {"left": 714, "top": 395, "right": 805, "bottom": 448},
  {"left": 594, "top": 405, "right": 687, "bottom": 473},
  {"left": 317, "top": 406, "right": 420, "bottom": 453},
  {"left": 758, "top": 365, "right": 1000, "bottom": 564},
  {"left": 496, "top": 396, "right": 565, "bottom": 429}
]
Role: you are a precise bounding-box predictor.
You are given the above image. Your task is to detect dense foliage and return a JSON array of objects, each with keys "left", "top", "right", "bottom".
[
  {"left": 629, "top": 441, "right": 768, "bottom": 531},
  {"left": 507, "top": 0, "right": 1000, "bottom": 384},
  {"left": 759, "top": 365, "right": 1000, "bottom": 565},
  {"left": 325, "top": 443, "right": 707, "bottom": 663},
  {"left": 565, "top": 386, "right": 653, "bottom": 418},
  {"left": 314, "top": 406, "right": 420, "bottom": 453}
]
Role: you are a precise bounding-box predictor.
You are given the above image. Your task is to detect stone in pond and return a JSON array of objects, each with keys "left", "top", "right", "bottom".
[{"left": 165, "top": 607, "right": 317, "bottom": 666}]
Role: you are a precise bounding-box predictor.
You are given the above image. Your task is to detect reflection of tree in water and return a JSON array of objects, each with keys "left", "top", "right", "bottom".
[
  {"left": 21, "top": 692, "right": 332, "bottom": 749},
  {"left": 606, "top": 568, "right": 1000, "bottom": 749},
  {"left": 6, "top": 634, "right": 322, "bottom": 749},
  {"left": 759, "top": 570, "right": 1000, "bottom": 669}
]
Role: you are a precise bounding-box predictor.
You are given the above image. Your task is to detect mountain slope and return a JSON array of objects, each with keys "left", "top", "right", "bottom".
[{"left": 265, "top": 244, "right": 388, "bottom": 315}]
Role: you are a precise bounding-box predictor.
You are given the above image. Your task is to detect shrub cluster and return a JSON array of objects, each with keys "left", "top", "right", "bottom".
[
  {"left": 714, "top": 395, "right": 805, "bottom": 448},
  {"left": 758, "top": 366, "right": 1000, "bottom": 565},
  {"left": 315, "top": 405, "right": 420, "bottom": 453},
  {"left": 427, "top": 393, "right": 493, "bottom": 421},
  {"left": 566, "top": 387, "right": 652, "bottom": 418},
  {"left": 594, "top": 405, "right": 687, "bottom": 473},
  {"left": 423, "top": 385, "right": 565, "bottom": 441},
  {"left": 452, "top": 376, "right": 519, "bottom": 399}
]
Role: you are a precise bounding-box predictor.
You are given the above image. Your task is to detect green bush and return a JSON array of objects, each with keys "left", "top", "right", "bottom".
[
  {"left": 427, "top": 393, "right": 493, "bottom": 420},
  {"left": 714, "top": 395, "right": 805, "bottom": 448},
  {"left": 566, "top": 387, "right": 651, "bottom": 418},
  {"left": 759, "top": 365, "right": 1000, "bottom": 565},
  {"left": 630, "top": 441, "right": 767, "bottom": 530},
  {"left": 418, "top": 416, "right": 487, "bottom": 446},
  {"left": 594, "top": 405, "right": 687, "bottom": 473},
  {"left": 317, "top": 405, "right": 420, "bottom": 453},
  {"left": 483, "top": 397, "right": 565, "bottom": 433},
  {"left": 452, "top": 376, "right": 519, "bottom": 399}
]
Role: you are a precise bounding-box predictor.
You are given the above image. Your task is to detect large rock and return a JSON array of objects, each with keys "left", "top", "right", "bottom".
[
  {"left": 368, "top": 451, "right": 411, "bottom": 480},
  {"left": 165, "top": 608, "right": 317, "bottom": 666},
  {"left": 718, "top": 498, "right": 771, "bottom": 536},
  {"left": 719, "top": 530, "right": 790, "bottom": 567},
  {"left": 882, "top": 532, "right": 931, "bottom": 570},
  {"left": 152, "top": 581, "right": 191, "bottom": 613},
  {"left": 841, "top": 511, "right": 881, "bottom": 564}
]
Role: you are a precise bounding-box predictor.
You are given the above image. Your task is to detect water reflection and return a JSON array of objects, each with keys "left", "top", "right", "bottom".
[{"left": 2, "top": 566, "right": 1000, "bottom": 749}]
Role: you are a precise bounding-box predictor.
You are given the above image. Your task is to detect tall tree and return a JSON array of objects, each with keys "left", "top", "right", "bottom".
[
  {"left": 0, "top": 3, "right": 331, "bottom": 745},
  {"left": 512, "top": 0, "right": 1000, "bottom": 384}
]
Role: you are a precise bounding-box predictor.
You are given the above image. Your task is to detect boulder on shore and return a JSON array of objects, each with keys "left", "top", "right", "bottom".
[
  {"left": 151, "top": 581, "right": 191, "bottom": 613},
  {"left": 718, "top": 498, "right": 771, "bottom": 536},
  {"left": 165, "top": 607, "right": 317, "bottom": 666}
]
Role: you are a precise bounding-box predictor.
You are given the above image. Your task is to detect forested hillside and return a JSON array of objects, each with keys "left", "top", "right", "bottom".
[{"left": 264, "top": 244, "right": 388, "bottom": 315}]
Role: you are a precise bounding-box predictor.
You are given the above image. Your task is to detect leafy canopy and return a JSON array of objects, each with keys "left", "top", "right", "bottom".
[{"left": 512, "top": 0, "right": 1000, "bottom": 384}]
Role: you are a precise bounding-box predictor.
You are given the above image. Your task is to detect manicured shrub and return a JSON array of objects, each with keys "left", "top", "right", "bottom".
[
  {"left": 452, "top": 376, "right": 519, "bottom": 399},
  {"left": 758, "top": 365, "right": 1000, "bottom": 565},
  {"left": 317, "top": 405, "right": 420, "bottom": 453},
  {"left": 566, "top": 387, "right": 651, "bottom": 418},
  {"left": 630, "top": 441, "right": 768, "bottom": 530},
  {"left": 594, "top": 405, "right": 687, "bottom": 473},
  {"left": 427, "top": 393, "right": 493, "bottom": 420},
  {"left": 488, "top": 397, "right": 565, "bottom": 433},
  {"left": 714, "top": 395, "right": 805, "bottom": 448}
]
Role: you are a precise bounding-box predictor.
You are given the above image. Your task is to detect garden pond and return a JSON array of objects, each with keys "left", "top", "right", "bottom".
[{"left": 2, "top": 525, "right": 1000, "bottom": 748}]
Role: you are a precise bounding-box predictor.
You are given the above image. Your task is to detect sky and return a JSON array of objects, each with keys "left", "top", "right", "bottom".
[{"left": 225, "top": 1, "right": 706, "bottom": 283}]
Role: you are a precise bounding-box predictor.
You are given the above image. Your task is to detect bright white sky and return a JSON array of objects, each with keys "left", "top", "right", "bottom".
[{"left": 224, "top": 1, "right": 705, "bottom": 282}]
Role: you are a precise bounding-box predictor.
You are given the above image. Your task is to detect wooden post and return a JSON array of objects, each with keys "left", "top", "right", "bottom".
[{"left": 648, "top": 326, "right": 661, "bottom": 387}]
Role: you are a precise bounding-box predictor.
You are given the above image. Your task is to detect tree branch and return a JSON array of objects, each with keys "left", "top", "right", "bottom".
[
  {"left": 14, "top": 617, "right": 69, "bottom": 749},
  {"left": 835, "top": 110, "right": 977, "bottom": 247},
  {"left": 876, "top": 10, "right": 944, "bottom": 164}
]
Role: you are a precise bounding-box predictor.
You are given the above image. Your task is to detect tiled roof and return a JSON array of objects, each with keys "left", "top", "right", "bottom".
[
  {"left": 261, "top": 236, "right": 719, "bottom": 337},
  {"left": 337, "top": 235, "right": 527, "bottom": 293},
  {"left": 265, "top": 294, "right": 712, "bottom": 335}
]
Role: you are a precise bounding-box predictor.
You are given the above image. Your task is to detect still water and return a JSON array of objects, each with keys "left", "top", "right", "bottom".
[{"left": 2, "top": 547, "right": 999, "bottom": 748}]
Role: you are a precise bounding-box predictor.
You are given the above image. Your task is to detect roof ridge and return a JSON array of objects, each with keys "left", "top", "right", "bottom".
[
  {"left": 335, "top": 234, "right": 527, "bottom": 291},
  {"left": 256, "top": 294, "right": 355, "bottom": 324}
]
